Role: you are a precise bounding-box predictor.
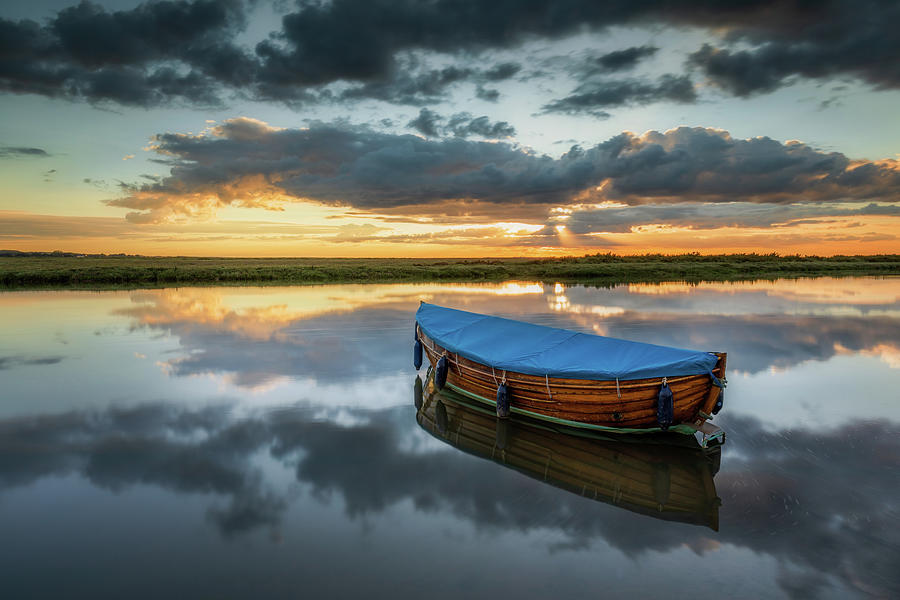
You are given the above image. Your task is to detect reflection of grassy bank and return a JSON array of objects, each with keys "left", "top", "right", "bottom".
[{"left": 1, "top": 253, "right": 898, "bottom": 289}]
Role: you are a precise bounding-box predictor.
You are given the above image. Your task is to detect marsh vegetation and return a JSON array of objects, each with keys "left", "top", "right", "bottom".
[{"left": 1, "top": 252, "right": 897, "bottom": 289}]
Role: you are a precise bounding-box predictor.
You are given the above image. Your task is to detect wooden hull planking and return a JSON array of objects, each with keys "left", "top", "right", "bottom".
[{"left": 418, "top": 327, "right": 726, "bottom": 434}]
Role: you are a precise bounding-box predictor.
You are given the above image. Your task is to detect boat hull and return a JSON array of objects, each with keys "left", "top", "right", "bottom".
[{"left": 418, "top": 327, "right": 726, "bottom": 434}]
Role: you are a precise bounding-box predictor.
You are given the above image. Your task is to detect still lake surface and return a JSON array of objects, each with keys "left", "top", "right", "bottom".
[{"left": 1, "top": 278, "right": 898, "bottom": 599}]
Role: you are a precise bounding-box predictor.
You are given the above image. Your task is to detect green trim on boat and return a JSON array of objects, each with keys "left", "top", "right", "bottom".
[{"left": 445, "top": 381, "right": 697, "bottom": 436}]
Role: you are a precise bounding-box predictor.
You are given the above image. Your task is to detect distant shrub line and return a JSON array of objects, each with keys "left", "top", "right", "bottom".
[{"left": 0, "top": 253, "right": 897, "bottom": 289}]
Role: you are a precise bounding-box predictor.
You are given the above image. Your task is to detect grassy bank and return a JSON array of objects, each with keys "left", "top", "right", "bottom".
[{"left": 0, "top": 253, "right": 898, "bottom": 289}]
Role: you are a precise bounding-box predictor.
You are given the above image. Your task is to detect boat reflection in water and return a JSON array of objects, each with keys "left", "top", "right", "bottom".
[{"left": 415, "top": 374, "right": 722, "bottom": 531}]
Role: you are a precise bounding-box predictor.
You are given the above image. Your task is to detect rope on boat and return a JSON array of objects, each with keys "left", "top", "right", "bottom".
[
  {"left": 545, "top": 374, "right": 553, "bottom": 400},
  {"left": 427, "top": 336, "right": 706, "bottom": 391},
  {"left": 441, "top": 349, "right": 463, "bottom": 376},
  {"left": 616, "top": 377, "right": 621, "bottom": 399},
  {"left": 491, "top": 366, "right": 507, "bottom": 386}
]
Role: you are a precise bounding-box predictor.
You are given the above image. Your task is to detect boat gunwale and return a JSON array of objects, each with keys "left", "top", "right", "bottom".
[
  {"left": 417, "top": 324, "right": 726, "bottom": 434},
  {"left": 418, "top": 325, "right": 725, "bottom": 391},
  {"left": 415, "top": 303, "right": 722, "bottom": 384}
]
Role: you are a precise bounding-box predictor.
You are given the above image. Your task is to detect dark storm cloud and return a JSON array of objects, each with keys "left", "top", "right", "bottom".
[
  {"left": 251, "top": 0, "right": 770, "bottom": 89},
  {"left": 338, "top": 65, "right": 474, "bottom": 105},
  {"left": 688, "top": 1, "right": 900, "bottom": 95},
  {"left": 0, "top": 0, "right": 251, "bottom": 106},
  {"left": 2, "top": 0, "right": 897, "bottom": 108},
  {"left": 1, "top": 0, "right": 536, "bottom": 107},
  {"left": 407, "top": 108, "right": 515, "bottom": 138},
  {"left": 482, "top": 62, "right": 522, "bottom": 81},
  {"left": 559, "top": 45, "right": 660, "bottom": 78},
  {"left": 474, "top": 85, "right": 499, "bottom": 101},
  {"left": 336, "top": 62, "right": 522, "bottom": 105},
  {"left": 595, "top": 45, "right": 658, "bottom": 72},
  {"left": 109, "top": 119, "right": 900, "bottom": 223},
  {"left": 253, "top": 0, "right": 609, "bottom": 89},
  {"left": 407, "top": 108, "right": 442, "bottom": 137},
  {"left": 541, "top": 74, "right": 697, "bottom": 117},
  {"left": 447, "top": 114, "right": 516, "bottom": 138},
  {"left": 0, "top": 146, "right": 49, "bottom": 158},
  {"left": 256, "top": 0, "right": 899, "bottom": 97}
]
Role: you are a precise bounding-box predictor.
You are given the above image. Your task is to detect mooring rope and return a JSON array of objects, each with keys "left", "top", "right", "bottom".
[
  {"left": 616, "top": 377, "right": 621, "bottom": 399},
  {"left": 545, "top": 374, "right": 553, "bottom": 400}
]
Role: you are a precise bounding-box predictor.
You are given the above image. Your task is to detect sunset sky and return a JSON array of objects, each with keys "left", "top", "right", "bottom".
[{"left": 1, "top": 0, "right": 898, "bottom": 256}]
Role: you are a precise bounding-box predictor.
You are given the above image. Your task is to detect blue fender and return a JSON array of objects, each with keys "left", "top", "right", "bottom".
[
  {"left": 496, "top": 383, "right": 510, "bottom": 419},
  {"left": 435, "top": 355, "right": 448, "bottom": 390},
  {"left": 657, "top": 381, "right": 674, "bottom": 430},
  {"left": 413, "top": 339, "right": 423, "bottom": 370}
]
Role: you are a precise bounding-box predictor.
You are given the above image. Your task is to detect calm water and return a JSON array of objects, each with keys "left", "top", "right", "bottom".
[{"left": 1, "top": 279, "right": 898, "bottom": 599}]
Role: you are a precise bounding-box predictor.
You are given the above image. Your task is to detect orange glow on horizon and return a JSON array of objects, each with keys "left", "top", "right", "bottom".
[{"left": 1, "top": 210, "right": 897, "bottom": 257}]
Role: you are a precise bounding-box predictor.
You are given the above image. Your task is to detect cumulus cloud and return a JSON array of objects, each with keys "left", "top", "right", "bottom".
[
  {"left": 688, "top": 1, "right": 900, "bottom": 95},
  {"left": 567, "top": 45, "right": 660, "bottom": 77},
  {"left": 0, "top": 0, "right": 900, "bottom": 116},
  {"left": 3, "top": 0, "right": 895, "bottom": 109},
  {"left": 475, "top": 86, "right": 500, "bottom": 102},
  {"left": 335, "top": 61, "right": 522, "bottom": 105},
  {"left": 407, "top": 108, "right": 515, "bottom": 138},
  {"left": 595, "top": 45, "right": 658, "bottom": 71},
  {"left": 447, "top": 114, "right": 516, "bottom": 138},
  {"left": 0, "top": 146, "right": 49, "bottom": 158},
  {"left": 2, "top": 0, "right": 533, "bottom": 108},
  {"left": 541, "top": 74, "right": 697, "bottom": 117},
  {"left": 256, "top": 0, "right": 900, "bottom": 99},
  {"left": 338, "top": 65, "right": 474, "bottom": 105},
  {"left": 0, "top": 355, "right": 65, "bottom": 369},
  {"left": 248, "top": 1, "right": 769, "bottom": 88},
  {"left": 406, "top": 108, "right": 442, "bottom": 137},
  {"left": 482, "top": 62, "right": 522, "bottom": 81},
  {"left": 109, "top": 119, "right": 900, "bottom": 223},
  {"left": 0, "top": 0, "right": 251, "bottom": 106}
]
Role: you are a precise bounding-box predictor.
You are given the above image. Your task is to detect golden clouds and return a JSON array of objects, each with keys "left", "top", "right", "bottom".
[{"left": 2, "top": 209, "right": 898, "bottom": 256}]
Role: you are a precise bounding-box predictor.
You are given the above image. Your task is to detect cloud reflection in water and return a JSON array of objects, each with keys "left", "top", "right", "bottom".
[
  {"left": 104, "top": 279, "right": 900, "bottom": 392},
  {"left": 0, "top": 396, "right": 897, "bottom": 598},
  {"left": 1, "top": 278, "right": 899, "bottom": 598}
]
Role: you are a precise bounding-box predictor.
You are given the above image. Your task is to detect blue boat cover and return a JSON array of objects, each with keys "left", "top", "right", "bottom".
[{"left": 416, "top": 303, "right": 719, "bottom": 381}]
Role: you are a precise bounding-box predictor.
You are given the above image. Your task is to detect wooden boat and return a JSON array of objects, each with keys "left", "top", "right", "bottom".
[
  {"left": 414, "top": 302, "right": 727, "bottom": 438},
  {"left": 416, "top": 382, "right": 722, "bottom": 530}
]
